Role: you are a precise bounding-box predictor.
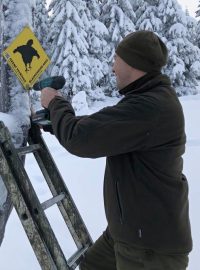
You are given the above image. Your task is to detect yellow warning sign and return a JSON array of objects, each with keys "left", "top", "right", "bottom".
[{"left": 3, "top": 27, "right": 51, "bottom": 90}]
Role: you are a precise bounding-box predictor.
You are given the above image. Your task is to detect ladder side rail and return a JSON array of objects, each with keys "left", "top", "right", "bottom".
[
  {"left": 28, "top": 125, "right": 93, "bottom": 248},
  {"left": 0, "top": 124, "right": 70, "bottom": 270},
  {"left": 0, "top": 144, "right": 57, "bottom": 270},
  {"left": 31, "top": 150, "right": 83, "bottom": 249}
]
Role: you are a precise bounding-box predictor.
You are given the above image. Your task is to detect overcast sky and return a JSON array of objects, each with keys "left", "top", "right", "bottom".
[{"left": 178, "top": 0, "right": 198, "bottom": 17}]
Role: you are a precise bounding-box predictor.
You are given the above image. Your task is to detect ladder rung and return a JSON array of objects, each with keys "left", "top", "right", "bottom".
[
  {"left": 67, "top": 245, "right": 90, "bottom": 269},
  {"left": 16, "top": 144, "right": 41, "bottom": 156},
  {"left": 41, "top": 192, "right": 66, "bottom": 210}
]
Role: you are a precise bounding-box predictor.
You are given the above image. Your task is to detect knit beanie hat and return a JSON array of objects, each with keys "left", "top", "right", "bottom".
[{"left": 116, "top": 30, "right": 168, "bottom": 72}]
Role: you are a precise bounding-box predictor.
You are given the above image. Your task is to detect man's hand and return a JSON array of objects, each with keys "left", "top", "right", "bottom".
[{"left": 41, "top": 87, "right": 62, "bottom": 108}]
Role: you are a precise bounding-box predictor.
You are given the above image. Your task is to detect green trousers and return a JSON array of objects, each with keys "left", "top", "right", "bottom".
[{"left": 80, "top": 230, "right": 189, "bottom": 270}]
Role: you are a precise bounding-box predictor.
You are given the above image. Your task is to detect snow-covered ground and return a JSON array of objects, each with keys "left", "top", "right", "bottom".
[{"left": 0, "top": 95, "right": 199, "bottom": 270}]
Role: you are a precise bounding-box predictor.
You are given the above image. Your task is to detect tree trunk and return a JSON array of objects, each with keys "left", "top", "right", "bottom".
[
  {"left": 0, "top": 0, "right": 34, "bottom": 246},
  {"left": 0, "top": 2, "right": 9, "bottom": 112}
]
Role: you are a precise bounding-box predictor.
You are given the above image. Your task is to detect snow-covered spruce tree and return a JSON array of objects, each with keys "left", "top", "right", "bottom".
[
  {"left": 100, "top": 0, "right": 136, "bottom": 95},
  {"left": 83, "top": 0, "right": 110, "bottom": 101},
  {"left": 196, "top": 1, "right": 200, "bottom": 49},
  {"left": 30, "top": 0, "right": 50, "bottom": 108},
  {"left": 0, "top": 0, "right": 34, "bottom": 245},
  {"left": 34, "top": 0, "right": 49, "bottom": 51},
  {"left": 196, "top": 0, "right": 200, "bottom": 17},
  {"left": 185, "top": 7, "right": 190, "bottom": 17},
  {"left": 132, "top": 0, "right": 200, "bottom": 95},
  {"left": 185, "top": 6, "right": 197, "bottom": 46},
  {"left": 158, "top": 0, "right": 200, "bottom": 95},
  {"left": 132, "top": 0, "right": 162, "bottom": 33},
  {"left": 48, "top": 0, "right": 92, "bottom": 102}
]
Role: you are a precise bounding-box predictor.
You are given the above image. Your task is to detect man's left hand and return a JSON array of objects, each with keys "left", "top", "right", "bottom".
[{"left": 41, "top": 87, "right": 62, "bottom": 108}]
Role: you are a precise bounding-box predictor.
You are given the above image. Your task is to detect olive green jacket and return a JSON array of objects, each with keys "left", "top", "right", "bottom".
[{"left": 48, "top": 73, "right": 192, "bottom": 254}]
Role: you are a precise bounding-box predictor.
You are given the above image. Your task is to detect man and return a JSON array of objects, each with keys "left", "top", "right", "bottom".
[{"left": 41, "top": 31, "right": 192, "bottom": 270}]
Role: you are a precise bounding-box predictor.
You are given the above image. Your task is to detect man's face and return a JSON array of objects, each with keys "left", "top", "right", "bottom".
[{"left": 112, "top": 54, "right": 134, "bottom": 90}]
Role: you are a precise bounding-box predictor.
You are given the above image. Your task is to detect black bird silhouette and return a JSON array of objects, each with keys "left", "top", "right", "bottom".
[{"left": 13, "top": 39, "right": 40, "bottom": 72}]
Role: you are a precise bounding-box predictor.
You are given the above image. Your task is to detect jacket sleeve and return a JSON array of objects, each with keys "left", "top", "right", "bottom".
[{"left": 48, "top": 96, "right": 158, "bottom": 158}]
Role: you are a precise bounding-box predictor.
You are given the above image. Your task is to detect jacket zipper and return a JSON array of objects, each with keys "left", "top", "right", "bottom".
[{"left": 116, "top": 180, "right": 124, "bottom": 224}]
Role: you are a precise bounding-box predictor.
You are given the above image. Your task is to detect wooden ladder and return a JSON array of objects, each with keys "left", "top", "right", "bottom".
[{"left": 0, "top": 121, "right": 93, "bottom": 270}]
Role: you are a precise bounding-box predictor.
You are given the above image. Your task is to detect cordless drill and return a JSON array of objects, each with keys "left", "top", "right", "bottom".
[{"left": 31, "top": 76, "right": 66, "bottom": 127}]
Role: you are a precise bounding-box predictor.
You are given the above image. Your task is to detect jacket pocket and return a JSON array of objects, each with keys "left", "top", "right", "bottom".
[{"left": 115, "top": 179, "right": 124, "bottom": 224}]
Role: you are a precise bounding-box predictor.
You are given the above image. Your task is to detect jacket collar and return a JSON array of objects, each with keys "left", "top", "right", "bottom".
[{"left": 119, "top": 72, "right": 171, "bottom": 96}]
